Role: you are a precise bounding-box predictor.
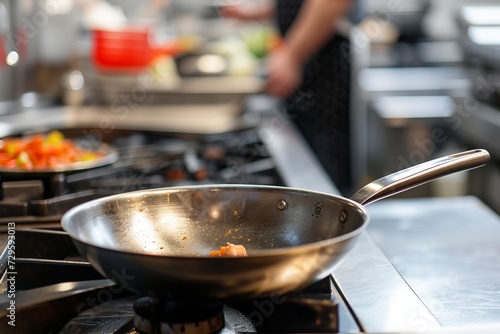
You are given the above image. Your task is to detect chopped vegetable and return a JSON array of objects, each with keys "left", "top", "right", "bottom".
[{"left": 0, "top": 130, "right": 104, "bottom": 170}]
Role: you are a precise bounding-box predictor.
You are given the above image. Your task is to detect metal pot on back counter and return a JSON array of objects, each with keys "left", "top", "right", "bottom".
[{"left": 1, "top": 105, "right": 500, "bottom": 333}]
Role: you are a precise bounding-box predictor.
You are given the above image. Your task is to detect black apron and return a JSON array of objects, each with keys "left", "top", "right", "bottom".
[{"left": 276, "top": 0, "right": 352, "bottom": 194}]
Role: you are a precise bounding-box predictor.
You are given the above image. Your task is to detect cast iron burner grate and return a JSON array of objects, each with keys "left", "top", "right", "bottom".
[
  {"left": 0, "top": 127, "right": 284, "bottom": 226},
  {"left": 57, "top": 281, "right": 339, "bottom": 334}
]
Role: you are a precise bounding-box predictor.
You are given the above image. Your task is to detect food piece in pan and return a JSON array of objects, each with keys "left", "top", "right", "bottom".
[
  {"left": 209, "top": 242, "right": 248, "bottom": 257},
  {"left": 0, "top": 130, "right": 105, "bottom": 170}
]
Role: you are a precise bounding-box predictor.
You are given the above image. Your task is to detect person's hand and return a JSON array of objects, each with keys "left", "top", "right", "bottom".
[{"left": 264, "top": 45, "right": 302, "bottom": 98}]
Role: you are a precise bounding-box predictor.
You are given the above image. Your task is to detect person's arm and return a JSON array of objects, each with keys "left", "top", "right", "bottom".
[
  {"left": 265, "top": 0, "right": 353, "bottom": 97},
  {"left": 219, "top": 2, "right": 274, "bottom": 21},
  {"left": 282, "top": 0, "right": 352, "bottom": 65}
]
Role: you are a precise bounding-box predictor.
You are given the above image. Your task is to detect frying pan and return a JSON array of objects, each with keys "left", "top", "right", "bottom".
[
  {"left": 0, "top": 140, "right": 118, "bottom": 198},
  {"left": 0, "top": 143, "right": 118, "bottom": 177},
  {"left": 61, "top": 149, "right": 489, "bottom": 301}
]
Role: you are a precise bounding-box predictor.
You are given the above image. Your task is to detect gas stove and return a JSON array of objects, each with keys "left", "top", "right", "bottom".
[
  {"left": 0, "top": 118, "right": 353, "bottom": 333},
  {"left": 2, "top": 109, "right": 500, "bottom": 333}
]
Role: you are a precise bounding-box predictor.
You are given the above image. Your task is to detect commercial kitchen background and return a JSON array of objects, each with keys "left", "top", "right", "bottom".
[{"left": 2, "top": 0, "right": 500, "bottom": 211}]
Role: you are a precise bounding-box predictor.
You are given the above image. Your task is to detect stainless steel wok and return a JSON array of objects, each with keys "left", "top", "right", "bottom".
[{"left": 61, "top": 149, "right": 490, "bottom": 300}]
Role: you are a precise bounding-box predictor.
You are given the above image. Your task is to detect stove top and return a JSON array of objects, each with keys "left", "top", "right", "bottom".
[
  {"left": 0, "top": 121, "right": 352, "bottom": 334},
  {"left": 0, "top": 127, "right": 283, "bottom": 228}
]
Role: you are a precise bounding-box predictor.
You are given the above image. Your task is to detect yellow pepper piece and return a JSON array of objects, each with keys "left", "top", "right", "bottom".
[{"left": 45, "top": 130, "right": 65, "bottom": 145}]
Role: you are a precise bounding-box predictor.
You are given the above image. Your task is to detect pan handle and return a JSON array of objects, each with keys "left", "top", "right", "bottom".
[{"left": 350, "top": 149, "right": 490, "bottom": 206}]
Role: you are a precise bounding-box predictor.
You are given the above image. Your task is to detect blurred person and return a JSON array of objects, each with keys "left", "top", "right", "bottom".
[{"left": 221, "top": 0, "right": 361, "bottom": 194}]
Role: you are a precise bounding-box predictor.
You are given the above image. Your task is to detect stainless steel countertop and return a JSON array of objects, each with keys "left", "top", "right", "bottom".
[
  {"left": 333, "top": 196, "right": 500, "bottom": 333},
  {"left": 367, "top": 196, "right": 500, "bottom": 330}
]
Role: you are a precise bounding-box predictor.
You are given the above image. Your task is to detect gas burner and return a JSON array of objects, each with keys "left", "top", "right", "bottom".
[
  {"left": 133, "top": 297, "right": 226, "bottom": 334},
  {"left": 61, "top": 295, "right": 257, "bottom": 334}
]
